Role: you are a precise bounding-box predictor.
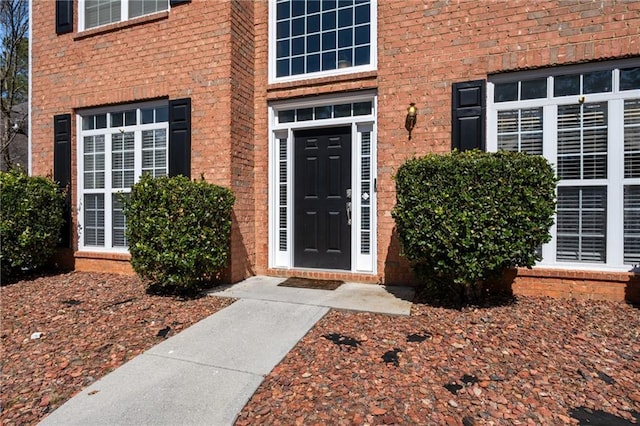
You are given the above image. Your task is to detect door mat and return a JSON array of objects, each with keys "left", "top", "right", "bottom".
[{"left": 278, "top": 277, "right": 344, "bottom": 290}]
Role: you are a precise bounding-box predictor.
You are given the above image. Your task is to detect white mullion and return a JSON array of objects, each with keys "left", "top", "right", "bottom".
[
  {"left": 76, "top": 116, "right": 85, "bottom": 248},
  {"left": 121, "top": 0, "right": 129, "bottom": 21},
  {"left": 608, "top": 99, "right": 624, "bottom": 266},
  {"left": 134, "top": 124, "right": 143, "bottom": 183},
  {"left": 353, "top": 125, "right": 361, "bottom": 271},
  {"left": 541, "top": 104, "right": 557, "bottom": 265},
  {"left": 104, "top": 131, "right": 113, "bottom": 250},
  {"left": 486, "top": 82, "right": 497, "bottom": 152}
]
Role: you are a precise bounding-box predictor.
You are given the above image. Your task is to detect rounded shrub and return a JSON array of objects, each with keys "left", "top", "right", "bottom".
[
  {"left": 0, "top": 169, "right": 65, "bottom": 280},
  {"left": 123, "top": 174, "right": 235, "bottom": 294},
  {"left": 392, "top": 150, "right": 556, "bottom": 302}
]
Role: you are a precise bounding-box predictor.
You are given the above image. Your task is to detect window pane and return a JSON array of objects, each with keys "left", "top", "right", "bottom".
[
  {"left": 583, "top": 70, "right": 611, "bottom": 94},
  {"left": 307, "top": 0, "right": 320, "bottom": 14},
  {"left": 292, "top": 0, "right": 305, "bottom": 16},
  {"left": 494, "top": 82, "right": 517, "bottom": 102},
  {"left": 624, "top": 185, "right": 640, "bottom": 264},
  {"left": 556, "top": 187, "right": 606, "bottom": 263},
  {"left": 307, "top": 54, "right": 320, "bottom": 72},
  {"left": 84, "top": 194, "right": 105, "bottom": 246},
  {"left": 338, "top": 8, "right": 352, "bottom": 27},
  {"left": 625, "top": 99, "right": 640, "bottom": 178},
  {"left": 95, "top": 114, "right": 107, "bottom": 129},
  {"left": 315, "top": 106, "right": 332, "bottom": 119},
  {"left": 521, "top": 78, "right": 547, "bottom": 100},
  {"left": 322, "top": 31, "right": 336, "bottom": 50},
  {"left": 354, "top": 45, "right": 369, "bottom": 66},
  {"left": 353, "top": 101, "right": 372, "bottom": 116},
  {"left": 497, "top": 108, "right": 542, "bottom": 154},
  {"left": 354, "top": 4, "right": 369, "bottom": 24},
  {"left": 279, "top": 109, "right": 295, "bottom": 123},
  {"left": 297, "top": 108, "right": 313, "bottom": 121},
  {"left": 277, "top": 59, "right": 289, "bottom": 77},
  {"left": 554, "top": 74, "right": 580, "bottom": 97},
  {"left": 124, "top": 110, "right": 136, "bottom": 126},
  {"left": 334, "top": 103, "right": 351, "bottom": 117},
  {"left": 557, "top": 102, "right": 607, "bottom": 180},
  {"left": 277, "top": 1, "right": 290, "bottom": 20},
  {"left": 354, "top": 25, "right": 369, "bottom": 45},
  {"left": 155, "top": 106, "right": 168, "bottom": 123},
  {"left": 292, "top": 56, "right": 305, "bottom": 75},
  {"left": 307, "top": 34, "right": 320, "bottom": 53},
  {"left": 130, "top": 0, "right": 168, "bottom": 18},
  {"left": 112, "top": 132, "right": 135, "bottom": 189},
  {"left": 322, "top": 51, "right": 336, "bottom": 70},
  {"left": 307, "top": 14, "right": 320, "bottom": 33},
  {"left": 621, "top": 67, "right": 640, "bottom": 91},
  {"left": 141, "top": 108, "right": 154, "bottom": 124},
  {"left": 112, "top": 194, "right": 128, "bottom": 248},
  {"left": 111, "top": 112, "right": 123, "bottom": 127},
  {"left": 85, "top": 0, "right": 121, "bottom": 29}
]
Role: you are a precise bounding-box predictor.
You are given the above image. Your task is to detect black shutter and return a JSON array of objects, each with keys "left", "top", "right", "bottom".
[
  {"left": 170, "top": 0, "right": 191, "bottom": 6},
  {"left": 452, "top": 79, "right": 486, "bottom": 151},
  {"left": 56, "top": 0, "right": 73, "bottom": 35},
  {"left": 53, "top": 114, "right": 72, "bottom": 247},
  {"left": 168, "top": 98, "right": 191, "bottom": 178}
]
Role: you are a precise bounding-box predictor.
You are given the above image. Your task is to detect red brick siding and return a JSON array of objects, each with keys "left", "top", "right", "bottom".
[
  {"left": 33, "top": 1, "right": 254, "bottom": 280},
  {"left": 34, "top": 1, "right": 640, "bottom": 302}
]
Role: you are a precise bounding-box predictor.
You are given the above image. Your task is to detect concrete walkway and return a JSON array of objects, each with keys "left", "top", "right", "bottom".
[{"left": 40, "top": 276, "right": 414, "bottom": 426}]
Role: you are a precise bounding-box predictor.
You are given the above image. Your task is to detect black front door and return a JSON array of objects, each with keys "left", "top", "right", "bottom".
[{"left": 294, "top": 127, "right": 351, "bottom": 270}]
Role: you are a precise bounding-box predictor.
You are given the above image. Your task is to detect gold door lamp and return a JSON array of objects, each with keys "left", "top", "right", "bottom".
[{"left": 405, "top": 103, "right": 417, "bottom": 139}]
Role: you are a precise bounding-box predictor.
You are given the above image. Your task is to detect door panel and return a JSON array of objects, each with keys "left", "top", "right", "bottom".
[{"left": 294, "top": 127, "right": 351, "bottom": 270}]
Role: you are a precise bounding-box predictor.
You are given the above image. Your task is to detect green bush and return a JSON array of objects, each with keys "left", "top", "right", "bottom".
[
  {"left": 123, "top": 174, "right": 235, "bottom": 294},
  {"left": 392, "top": 150, "right": 556, "bottom": 302},
  {"left": 1, "top": 169, "right": 65, "bottom": 280}
]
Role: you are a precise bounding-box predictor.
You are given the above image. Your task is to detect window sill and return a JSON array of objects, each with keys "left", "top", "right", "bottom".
[
  {"left": 75, "top": 251, "right": 131, "bottom": 261},
  {"left": 73, "top": 11, "right": 169, "bottom": 41}
]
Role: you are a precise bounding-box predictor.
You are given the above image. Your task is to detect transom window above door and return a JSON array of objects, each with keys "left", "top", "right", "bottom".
[
  {"left": 80, "top": 0, "right": 169, "bottom": 30},
  {"left": 270, "top": 0, "right": 377, "bottom": 82}
]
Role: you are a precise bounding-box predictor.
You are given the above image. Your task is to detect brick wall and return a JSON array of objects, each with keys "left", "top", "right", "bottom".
[
  {"left": 32, "top": 0, "right": 640, "bottom": 302},
  {"left": 251, "top": 0, "right": 640, "bottom": 301},
  {"left": 32, "top": 0, "right": 254, "bottom": 280}
]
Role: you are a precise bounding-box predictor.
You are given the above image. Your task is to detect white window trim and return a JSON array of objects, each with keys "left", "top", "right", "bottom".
[
  {"left": 268, "top": 91, "right": 377, "bottom": 274},
  {"left": 268, "top": 0, "right": 378, "bottom": 84},
  {"left": 76, "top": 101, "right": 168, "bottom": 253},
  {"left": 487, "top": 60, "right": 640, "bottom": 272},
  {"left": 78, "top": 0, "right": 170, "bottom": 32}
]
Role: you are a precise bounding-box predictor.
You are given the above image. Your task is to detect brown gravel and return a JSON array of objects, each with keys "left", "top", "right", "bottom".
[
  {"left": 237, "top": 296, "right": 640, "bottom": 426},
  {"left": 3, "top": 273, "right": 640, "bottom": 426},
  {"left": 0, "top": 271, "right": 234, "bottom": 426}
]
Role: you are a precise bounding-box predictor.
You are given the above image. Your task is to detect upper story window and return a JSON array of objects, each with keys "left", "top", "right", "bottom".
[
  {"left": 270, "top": 0, "right": 377, "bottom": 83},
  {"left": 81, "top": 0, "right": 169, "bottom": 30}
]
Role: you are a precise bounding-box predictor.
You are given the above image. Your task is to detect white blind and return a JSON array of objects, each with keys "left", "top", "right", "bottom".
[
  {"left": 497, "top": 108, "right": 543, "bottom": 154},
  {"left": 557, "top": 102, "right": 607, "bottom": 180},
  {"left": 556, "top": 187, "right": 607, "bottom": 263},
  {"left": 142, "top": 129, "right": 167, "bottom": 177},
  {"left": 624, "top": 99, "right": 640, "bottom": 178},
  {"left": 624, "top": 185, "right": 640, "bottom": 264},
  {"left": 130, "top": 0, "right": 169, "bottom": 19},
  {"left": 85, "top": 0, "right": 121, "bottom": 29}
]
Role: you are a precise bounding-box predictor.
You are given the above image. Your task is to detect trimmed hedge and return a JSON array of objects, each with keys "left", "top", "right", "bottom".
[
  {"left": 123, "top": 174, "right": 235, "bottom": 294},
  {"left": 0, "top": 169, "right": 65, "bottom": 280},
  {"left": 392, "top": 150, "right": 556, "bottom": 301}
]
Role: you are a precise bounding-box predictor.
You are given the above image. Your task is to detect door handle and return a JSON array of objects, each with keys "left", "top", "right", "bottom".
[{"left": 346, "top": 201, "right": 352, "bottom": 226}]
